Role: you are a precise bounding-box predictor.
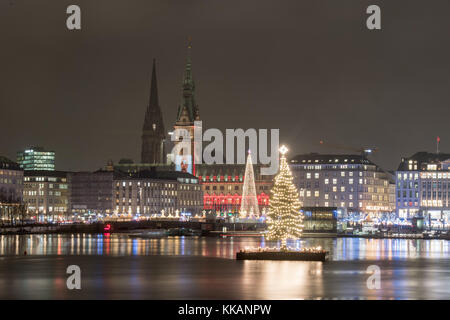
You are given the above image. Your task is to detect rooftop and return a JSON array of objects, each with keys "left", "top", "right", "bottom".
[
  {"left": 23, "top": 170, "right": 69, "bottom": 178},
  {"left": 17, "top": 146, "right": 55, "bottom": 154},
  {"left": 290, "top": 153, "right": 374, "bottom": 165},
  {"left": 0, "top": 156, "right": 21, "bottom": 170},
  {"left": 397, "top": 151, "right": 450, "bottom": 171},
  {"left": 114, "top": 168, "right": 198, "bottom": 182}
]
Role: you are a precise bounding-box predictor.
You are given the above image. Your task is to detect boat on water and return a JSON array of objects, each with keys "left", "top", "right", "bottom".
[
  {"left": 166, "top": 228, "right": 202, "bottom": 236},
  {"left": 127, "top": 229, "right": 167, "bottom": 239},
  {"left": 127, "top": 228, "right": 203, "bottom": 238}
]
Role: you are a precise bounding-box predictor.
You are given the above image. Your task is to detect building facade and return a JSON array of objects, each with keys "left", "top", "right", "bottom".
[
  {"left": 0, "top": 156, "right": 24, "bottom": 223},
  {"left": 141, "top": 59, "right": 166, "bottom": 164},
  {"left": 195, "top": 164, "right": 272, "bottom": 215},
  {"left": 70, "top": 167, "right": 203, "bottom": 220},
  {"left": 290, "top": 154, "right": 394, "bottom": 219},
  {"left": 112, "top": 170, "right": 203, "bottom": 218},
  {"left": 396, "top": 152, "right": 450, "bottom": 227},
  {"left": 70, "top": 170, "right": 115, "bottom": 217},
  {"left": 17, "top": 146, "right": 55, "bottom": 171},
  {"left": 23, "top": 171, "right": 70, "bottom": 221},
  {"left": 301, "top": 207, "right": 338, "bottom": 235}
]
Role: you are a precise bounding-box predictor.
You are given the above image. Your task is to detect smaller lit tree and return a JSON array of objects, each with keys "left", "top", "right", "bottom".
[{"left": 266, "top": 146, "right": 303, "bottom": 248}]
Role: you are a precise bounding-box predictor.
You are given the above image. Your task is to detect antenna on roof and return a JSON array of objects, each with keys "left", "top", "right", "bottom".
[{"left": 437, "top": 136, "right": 440, "bottom": 154}]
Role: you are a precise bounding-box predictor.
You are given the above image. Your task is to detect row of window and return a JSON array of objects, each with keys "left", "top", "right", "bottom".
[
  {"left": 0, "top": 170, "right": 22, "bottom": 176},
  {"left": 25, "top": 198, "right": 68, "bottom": 204}
]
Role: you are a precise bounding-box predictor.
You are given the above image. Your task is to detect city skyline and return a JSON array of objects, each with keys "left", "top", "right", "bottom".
[{"left": 1, "top": 0, "right": 450, "bottom": 172}]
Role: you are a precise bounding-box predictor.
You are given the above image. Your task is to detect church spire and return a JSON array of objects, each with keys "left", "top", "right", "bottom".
[
  {"left": 183, "top": 39, "right": 193, "bottom": 88},
  {"left": 141, "top": 58, "right": 165, "bottom": 164},
  {"left": 143, "top": 59, "right": 164, "bottom": 131},
  {"left": 149, "top": 58, "right": 159, "bottom": 110},
  {"left": 176, "top": 38, "right": 199, "bottom": 124}
]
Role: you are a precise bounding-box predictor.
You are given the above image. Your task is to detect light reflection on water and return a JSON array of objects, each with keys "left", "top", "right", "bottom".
[
  {"left": 0, "top": 234, "right": 448, "bottom": 261},
  {"left": 0, "top": 234, "right": 448, "bottom": 299}
]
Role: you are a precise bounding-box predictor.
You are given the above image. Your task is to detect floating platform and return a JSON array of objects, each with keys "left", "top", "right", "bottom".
[{"left": 236, "top": 250, "right": 327, "bottom": 261}]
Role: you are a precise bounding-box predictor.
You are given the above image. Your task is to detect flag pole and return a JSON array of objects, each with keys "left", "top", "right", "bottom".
[{"left": 437, "top": 136, "right": 440, "bottom": 154}]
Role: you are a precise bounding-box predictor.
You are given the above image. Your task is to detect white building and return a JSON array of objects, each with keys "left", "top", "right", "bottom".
[
  {"left": 290, "top": 153, "right": 394, "bottom": 219},
  {"left": 396, "top": 152, "right": 450, "bottom": 228},
  {"left": 111, "top": 170, "right": 203, "bottom": 218}
]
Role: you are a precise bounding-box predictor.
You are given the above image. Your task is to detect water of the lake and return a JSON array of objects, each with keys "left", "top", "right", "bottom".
[{"left": 0, "top": 234, "right": 448, "bottom": 299}]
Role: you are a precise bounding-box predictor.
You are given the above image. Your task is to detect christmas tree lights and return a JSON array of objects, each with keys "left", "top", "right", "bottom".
[
  {"left": 240, "top": 150, "right": 260, "bottom": 218},
  {"left": 266, "top": 145, "right": 304, "bottom": 247}
]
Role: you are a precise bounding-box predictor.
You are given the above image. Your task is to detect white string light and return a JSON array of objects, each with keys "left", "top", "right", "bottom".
[{"left": 266, "top": 145, "right": 304, "bottom": 247}]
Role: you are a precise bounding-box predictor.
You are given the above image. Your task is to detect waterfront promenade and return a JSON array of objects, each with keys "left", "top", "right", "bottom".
[{"left": 1, "top": 219, "right": 449, "bottom": 240}]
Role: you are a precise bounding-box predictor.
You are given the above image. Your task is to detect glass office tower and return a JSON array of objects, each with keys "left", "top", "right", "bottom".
[{"left": 17, "top": 147, "right": 55, "bottom": 171}]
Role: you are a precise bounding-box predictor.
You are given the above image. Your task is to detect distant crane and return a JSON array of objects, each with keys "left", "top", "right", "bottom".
[{"left": 319, "top": 140, "right": 378, "bottom": 159}]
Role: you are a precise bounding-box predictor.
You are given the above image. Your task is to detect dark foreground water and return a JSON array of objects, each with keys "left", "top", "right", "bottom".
[{"left": 0, "top": 234, "right": 448, "bottom": 299}]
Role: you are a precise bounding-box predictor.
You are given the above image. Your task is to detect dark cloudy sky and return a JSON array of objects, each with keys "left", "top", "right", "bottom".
[{"left": 1, "top": 0, "right": 449, "bottom": 172}]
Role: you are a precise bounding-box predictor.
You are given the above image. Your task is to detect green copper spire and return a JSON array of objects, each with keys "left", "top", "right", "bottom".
[
  {"left": 177, "top": 38, "right": 199, "bottom": 123},
  {"left": 183, "top": 40, "right": 193, "bottom": 87}
]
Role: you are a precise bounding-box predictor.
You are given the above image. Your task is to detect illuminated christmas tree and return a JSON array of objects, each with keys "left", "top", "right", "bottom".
[
  {"left": 240, "top": 150, "right": 260, "bottom": 218},
  {"left": 266, "top": 145, "right": 303, "bottom": 247}
]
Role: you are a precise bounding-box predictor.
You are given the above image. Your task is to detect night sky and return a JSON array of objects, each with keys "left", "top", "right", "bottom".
[{"left": 1, "top": 0, "right": 450, "bottom": 172}]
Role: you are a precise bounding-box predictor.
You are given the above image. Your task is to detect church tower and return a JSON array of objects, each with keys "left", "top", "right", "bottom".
[
  {"left": 173, "top": 41, "right": 200, "bottom": 173},
  {"left": 141, "top": 59, "right": 165, "bottom": 164}
]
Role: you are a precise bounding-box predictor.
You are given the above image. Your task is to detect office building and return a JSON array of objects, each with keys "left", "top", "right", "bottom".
[
  {"left": 17, "top": 147, "right": 55, "bottom": 171},
  {"left": 396, "top": 152, "right": 450, "bottom": 227},
  {"left": 112, "top": 170, "right": 203, "bottom": 218},
  {"left": 0, "top": 156, "right": 24, "bottom": 223},
  {"left": 70, "top": 169, "right": 115, "bottom": 217},
  {"left": 70, "top": 167, "right": 203, "bottom": 219},
  {"left": 290, "top": 153, "right": 394, "bottom": 218},
  {"left": 195, "top": 163, "right": 272, "bottom": 216},
  {"left": 23, "top": 170, "right": 70, "bottom": 221}
]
